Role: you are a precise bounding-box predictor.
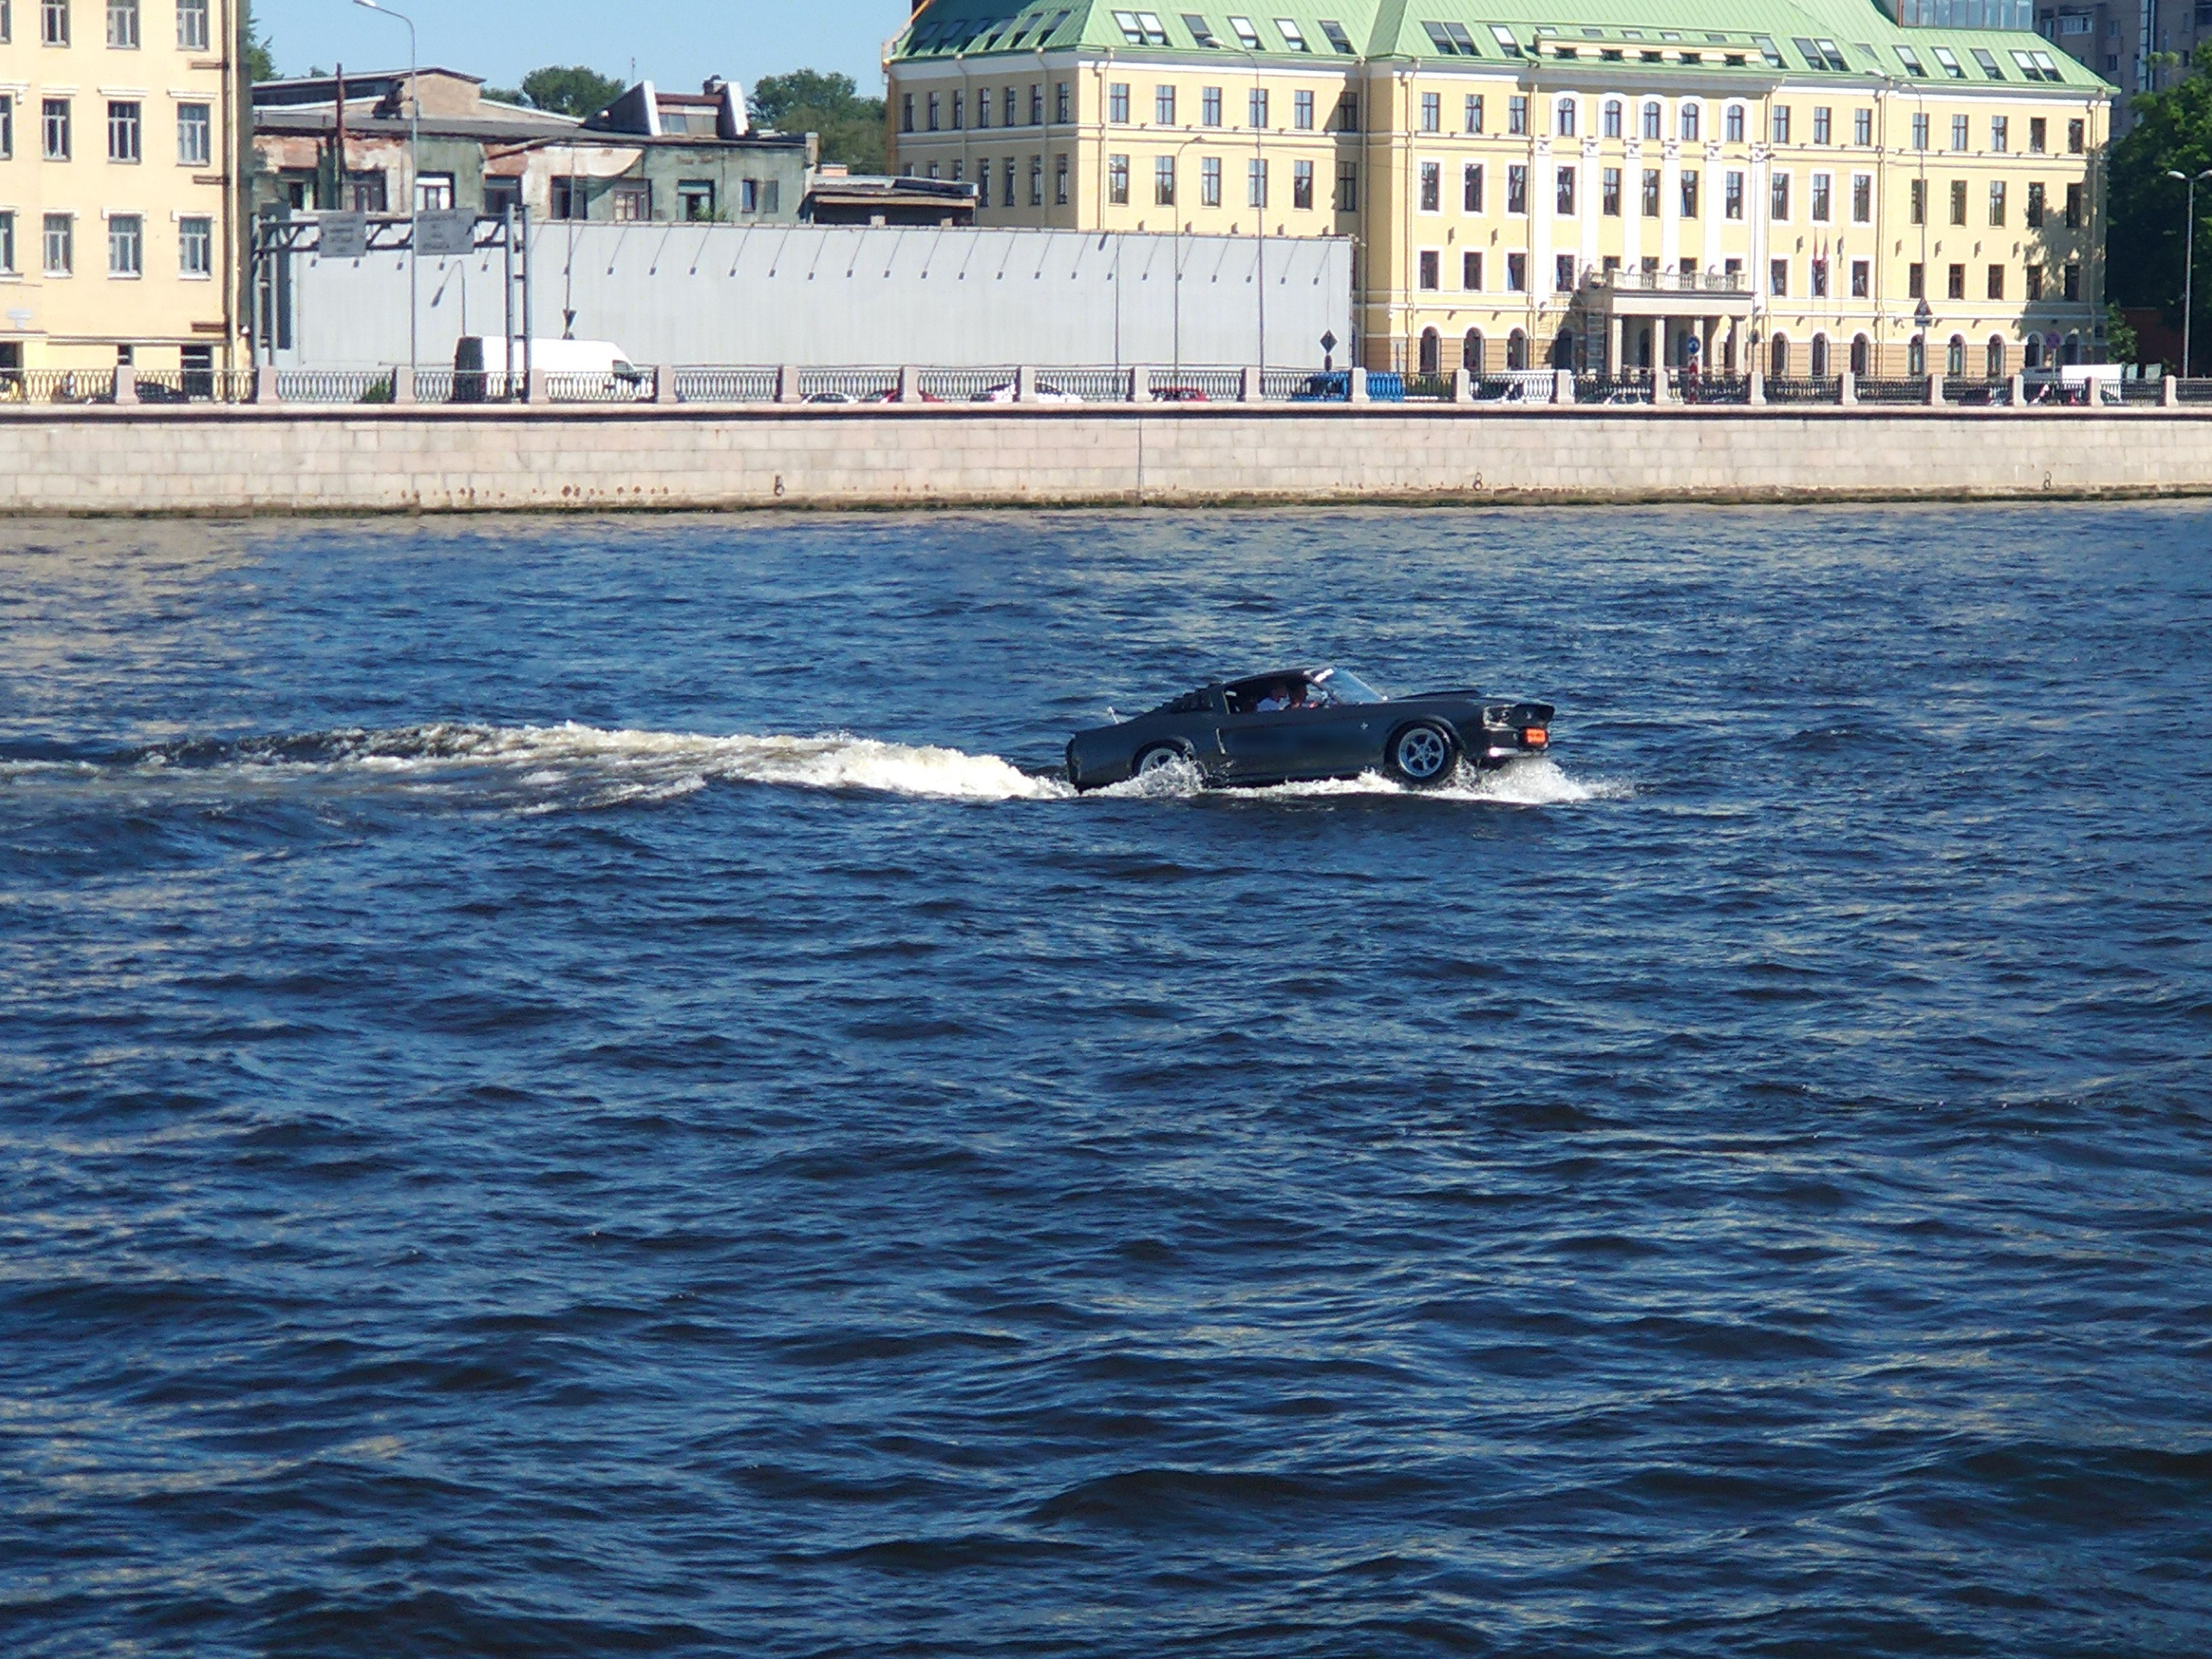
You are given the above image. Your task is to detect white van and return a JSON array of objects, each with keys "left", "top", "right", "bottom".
[{"left": 452, "top": 336, "right": 645, "bottom": 400}]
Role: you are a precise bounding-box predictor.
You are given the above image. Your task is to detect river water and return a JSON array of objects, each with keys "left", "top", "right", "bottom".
[{"left": 3, "top": 506, "right": 2208, "bottom": 1657}]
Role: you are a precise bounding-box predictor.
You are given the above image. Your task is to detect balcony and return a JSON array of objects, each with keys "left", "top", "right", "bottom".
[
  {"left": 1579, "top": 267, "right": 1757, "bottom": 319},
  {"left": 1585, "top": 269, "right": 1748, "bottom": 296}
]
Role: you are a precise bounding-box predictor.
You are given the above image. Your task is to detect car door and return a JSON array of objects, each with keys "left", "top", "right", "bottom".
[{"left": 1217, "top": 702, "right": 1376, "bottom": 782}]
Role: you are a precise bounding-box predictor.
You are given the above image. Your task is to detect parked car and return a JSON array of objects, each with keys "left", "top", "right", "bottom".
[
  {"left": 1287, "top": 371, "right": 1407, "bottom": 404},
  {"left": 453, "top": 336, "right": 644, "bottom": 401},
  {"left": 1153, "top": 385, "right": 1211, "bottom": 403},
  {"left": 971, "top": 380, "right": 1084, "bottom": 404},
  {"left": 1065, "top": 665, "right": 1554, "bottom": 791}
]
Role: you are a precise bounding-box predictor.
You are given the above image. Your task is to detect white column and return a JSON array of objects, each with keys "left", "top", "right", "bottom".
[
  {"left": 1659, "top": 137, "right": 1681, "bottom": 274},
  {"left": 1621, "top": 142, "right": 1643, "bottom": 270}
]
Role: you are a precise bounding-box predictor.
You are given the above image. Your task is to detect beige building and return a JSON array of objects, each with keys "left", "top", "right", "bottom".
[
  {"left": 887, "top": 3, "right": 2113, "bottom": 377},
  {"left": 0, "top": 0, "right": 245, "bottom": 378}
]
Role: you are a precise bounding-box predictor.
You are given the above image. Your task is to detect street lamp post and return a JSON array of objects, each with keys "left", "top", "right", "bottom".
[
  {"left": 353, "top": 0, "right": 419, "bottom": 386},
  {"left": 2164, "top": 167, "right": 2212, "bottom": 377}
]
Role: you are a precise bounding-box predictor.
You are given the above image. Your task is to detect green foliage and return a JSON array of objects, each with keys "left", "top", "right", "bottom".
[
  {"left": 243, "top": 0, "right": 277, "bottom": 82},
  {"left": 2107, "top": 66, "right": 2212, "bottom": 346},
  {"left": 518, "top": 66, "right": 628, "bottom": 118},
  {"left": 751, "top": 69, "right": 887, "bottom": 175},
  {"left": 2104, "top": 304, "right": 2140, "bottom": 365}
]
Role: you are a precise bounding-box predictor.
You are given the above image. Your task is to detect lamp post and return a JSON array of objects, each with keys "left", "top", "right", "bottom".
[
  {"left": 353, "top": 0, "right": 419, "bottom": 385},
  {"left": 2164, "top": 167, "right": 2212, "bottom": 377}
]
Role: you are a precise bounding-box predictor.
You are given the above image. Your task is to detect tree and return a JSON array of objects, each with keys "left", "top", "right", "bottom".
[
  {"left": 2107, "top": 67, "right": 2212, "bottom": 355},
  {"left": 515, "top": 66, "right": 627, "bottom": 118},
  {"left": 750, "top": 69, "right": 887, "bottom": 175},
  {"left": 242, "top": 0, "right": 277, "bottom": 82}
]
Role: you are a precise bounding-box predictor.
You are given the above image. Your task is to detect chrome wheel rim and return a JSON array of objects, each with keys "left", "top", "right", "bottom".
[
  {"left": 1136, "top": 747, "right": 1185, "bottom": 774},
  {"left": 1395, "top": 728, "right": 1449, "bottom": 779}
]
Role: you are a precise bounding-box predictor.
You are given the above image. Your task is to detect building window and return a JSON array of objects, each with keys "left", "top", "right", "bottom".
[
  {"left": 1812, "top": 105, "right": 1830, "bottom": 144},
  {"left": 1293, "top": 158, "right": 1313, "bottom": 209},
  {"left": 1952, "top": 114, "right": 1968, "bottom": 150},
  {"left": 1246, "top": 156, "right": 1265, "bottom": 208},
  {"left": 0, "top": 211, "right": 12, "bottom": 274},
  {"left": 1946, "top": 335, "right": 1965, "bottom": 377},
  {"left": 1680, "top": 102, "right": 1699, "bottom": 142},
  {"left": 1422, "top": 92, "right": 1440, "bottom": 133},
  {"left": 1555, "top": 253, "right": 1575, "bottom": 292},
  {"left": 1681, "top": 169, "right": 1699, "bottom": 219},
  {"left": 1028, "top": 156, "right": 1043, "bottom": 207},
  {"left": 2025, "top": 182, "right": 2044, "bottom": 228},
  {"left": 1202, "top": 86, "right": 1221, "bottom": 126},
  {"left": 1989, "top": 181, "right": 2006, "bottom": 226},
  {"left": 1601, "top": 99, "right": 1621, "bottom": 139},
  {"left": 1851, "top": 257, "right": 1870, "bottom": 297},
  {"left": 1465, "top": 94, "right": 1484, "bottom": 134},
  {"left": 176, "top": 100, "right": 209, "bottom": 166},
  {"left": 1725, "top": 170, "right": 1744, "bottom": 219},
  {"left": 1987, "top": 263, "right": 2005, "bottom": 300},
  {"left": 951, "top": 91, "right": 963, "bottom": 130},
  {"left": 677, "top": 180, "right": 715, "bottom": 220},
  {"left": 1109, "top": 83, "right": 1129, "bottom": 124},
  {"left": 176, "top": 0, "right": 207, "bottom": 49},
  {"left": 1419, "top": 249, "right": 1440, "bottom": 289},
  {"left": 107, "top": 211, "right": 141, "bottom": 276},
  {"left": 1992, "top": 116, "right": 2009, "bottom": 154},
  {"left": 105, "top": 99, "right": 140, "bottom": 162},
  {"left": 1556, "top": 96, "right": 1575, "bottom": 137},
  {"left": 1770, "top": 257, "right": 1787, "bottom": 296},
  {"left": 1726, "top": 103, "right": 1745, "bottom": 143},
  {"left": 1505, "top": 251, "right": 1526, "bottom": 291},
  {"left": 1910, "top": 178, "right": 1926, "bottom": 225},
  {"left": 1464, "top": 328, "right": 1484, "bottom": 371},
  {"left": 1811, "top": 335, "right": 1828, "bottom": 377},
  {"left": 41, "top": 0, "right": 66, "bottom": 45},
  {"left": 1289, "top": 89, "right": 1312, "bottom": 130},
  {"left": 178, "top": 213, "right": 210, "bottom": 275},
  {"left": 1154, "top": 155, "right": 1175, "bottom": 205},
  {"left": 1908, "top": 261, "right": 1924, "bottom": 299},
  {"left": 2064, "top": 183, "right": 2082, "bottom": 228},
  {"left": 2025, "top": 264, "right": 2044, "bottom": 301},
  {"left": 1852, "top": 174, "right": 1872, "bottom": 223},
  {"left": 1770, "top": 335, "right": 1789, "bottom": 377},
  {"left": 927, "top": 92, "right": 939, "bottom": 131},
  {"left": 1110, "top": 154, "right": 1132, "bottom": 206},
  {"left": 105, "top": 0, "right": 134, "bottom": 48},
  {"left": 999, "top": 158, "right": 1013, "bottom": 207},
  {"left": 1200, "top": 154, "right": 1221, "bottom": 206},
  {"left": 1601, "top": 166, "right": 1621, "bottom": 216},
  {"left": 1642, "top": 168, "right": 1660, "bottom": 218},
  {"left": 1508, "top": 95, "right": 1528, "bottom": 136},
  {"left": 1986, "top": 335, "right": 2005, "bottom": 378},
  {"left": 1057, "top": 154, "right": 1070, "bottom": 206},
  {"left": 1770, "top": 172, "right": 1789, "bottom": 221},
  {"left": 1507, "top": 327, "right": 1528, "bottom": 369},
  {"left": 552, "top": 176, "right": 585, "bottom": 219},
  {"left": 1030, "top": 85, "right": 1043, "bottom": 124},
  {"left": 1771, "top": 105, "right": 1789, "bottom": 144},
  {"left": 1811, "top": 258, "right": 1828, "bottom": 296},
  {"left": 976, "top": 86, "right": 992, "bottom": 130},
  {"left": 1853, "top": 107, "right": 1872, "bottom": 145},
  {"left": 1056, "top": 81, "right": 1071, "bottom": 124},
  {"left": 1555, "top": 165, "right": 1574, "bottom": 214},
  {"left": 1810, "top": 173, "right": 1830, "bottom": 222},
  {"left": 2068, "top": 119, "right": 2083, "bottom": 155},
  {"left": 900, "top": 94, "right": 913, "bottom": 133},
  {"left": 416, "top": 172, "right": 454, "bottom": 211},
  {"left": 1463, "top": 250, "right": 1482, "bottom": 289},
  {"left": 1420, "top": 161, "right": 1440, "bottom": 212},
  {"left": 2063, "top": 261, "right": 2081, "bottom": 300},
  {"left": 484, "top": 177, "right": 521, "bottom": 218},
  {"left": 1506, "top": 163, "right": 1526, "bottom": 213},
  {"left": 42, "top": 97, "right": 68, "bottom": 160},
  {"left": 1641, "top": 99, "right": 1660, "bottom": 140},
  {"left": 1908, "top": 334, "right": 1926, "bottom": 376},
  {"left": 609, "top": 181, "right": 649, "bottom": 221},
  {"left": 1004, "top": 88, "right": 1017, "bottom": 126},
  {"left": 1949, "top": 179, "right": 1967, "bottom": 226},
  {"left": 1336, "top": 163, "right": 1356, "bottom": 213},
  {"left": 1155, "top": 86, "right": 1174, "bottom": 124},
  {"left": 1251, "top": 87, "right": 1270, "bottom": 128},
  {"left": 0, "top": 96, "right": 10, "bottom": 160},
  {"left": 1911, "top": 112, "right": 1929, "bottom": 150},
  {"left": 43, "top": 212, "right": 71, "bottom": 273},
  {"left": 1947, "top": 262, "right": 1966, "bottom": 299}
]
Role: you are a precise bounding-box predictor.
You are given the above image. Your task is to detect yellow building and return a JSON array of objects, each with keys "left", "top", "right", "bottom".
[
  {"left": 887, "top": 3, "right": 2113, "bottom": 377},
  {"left": 0, "top": 0, "right": 245, "bottom": 378}
]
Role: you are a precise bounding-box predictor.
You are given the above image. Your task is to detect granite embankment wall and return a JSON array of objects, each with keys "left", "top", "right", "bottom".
[{"left": 14, "top": 405, "right": 2212, "bottom": 513}]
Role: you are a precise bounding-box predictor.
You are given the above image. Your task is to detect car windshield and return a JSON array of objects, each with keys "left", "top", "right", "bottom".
[{"left": 1312, "top": 666, "right": 1386, "bottom": 704}]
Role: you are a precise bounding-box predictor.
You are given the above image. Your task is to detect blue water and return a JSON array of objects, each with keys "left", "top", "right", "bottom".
[{"left": 3, "top": 506, "right": 2209, "bottom": 1657}]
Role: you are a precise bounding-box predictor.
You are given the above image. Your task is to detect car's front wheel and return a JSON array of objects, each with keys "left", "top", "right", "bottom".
[
  {"left": 1385, "top": 722, "right": 1457, "bottom": 786},
  {"left": 1134, "top": 742, "right": 1198, "bottom": 783}
]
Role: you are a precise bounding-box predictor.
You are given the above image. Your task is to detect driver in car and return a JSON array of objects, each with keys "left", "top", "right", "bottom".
[{"left": 1256, "top": 681, "right": 1301, "bottom": 712}]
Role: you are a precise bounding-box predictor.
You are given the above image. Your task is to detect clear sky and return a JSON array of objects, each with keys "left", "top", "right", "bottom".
[{"left": 256, "top": 1, "right": 902, "bottom": 95}]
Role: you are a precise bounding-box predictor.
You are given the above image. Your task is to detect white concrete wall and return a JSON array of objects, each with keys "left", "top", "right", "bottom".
[
  {"left": 6, "top": 406, "right": 2212, "bottom": 514},
  {"left": 275, "top": 223, "right": 1355, "bottom": 371}
]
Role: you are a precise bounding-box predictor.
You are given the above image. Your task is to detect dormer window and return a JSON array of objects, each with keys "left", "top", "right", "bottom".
[
  {"left": 1228, "top": 14, "right": 1261, "bottom": 48},
  {"left": 1275, "top": 16, "right": 1309, "bottom": 51}
]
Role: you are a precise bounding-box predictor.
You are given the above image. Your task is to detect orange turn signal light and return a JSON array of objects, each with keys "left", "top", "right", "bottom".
[{"left": 1522, "top": 727, "right": 1548, "bottom": 747}]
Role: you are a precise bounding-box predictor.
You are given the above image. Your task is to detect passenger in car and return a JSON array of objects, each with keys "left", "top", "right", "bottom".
[{"left": 1255, "top": 681, "right": 1300, "bottom": 712}]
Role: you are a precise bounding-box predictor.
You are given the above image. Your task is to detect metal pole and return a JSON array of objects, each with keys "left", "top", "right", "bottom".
[
  {"left": 2187, "top": 175, "right": 2194, "bottom": 381},
  {"left": 354, "top": 1, "right": 418, "bottom": 381}
]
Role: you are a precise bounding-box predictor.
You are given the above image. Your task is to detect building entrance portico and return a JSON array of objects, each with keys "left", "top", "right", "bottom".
[{"left": 1579, "top": 270, "right": 1755, "bottom": 375}]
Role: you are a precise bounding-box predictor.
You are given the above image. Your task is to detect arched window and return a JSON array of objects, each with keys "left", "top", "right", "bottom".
[
  {"left": 1603, "top": 99, "right": 1623, "bottom": 139},
  {"left": 1726, "top": 103, "right": 1746, "bottom": 143},
  {"left": 1680, "top": 102, "right": 1700, "bottom": 142},
  {"left": 1986, "top": 335, "right": 2006, "bottom": 379},
  {"left": 1463, "top": 329, "right": 1485, "bottom": 375},
  {"left": 1810, "top": 334, "right": 1829, "bottom": 377},
  {"left": 1850, "top": 334, "right": 1870, "bottom": 376},
  {"left": 1946, "top": 335, "right": 1966, "bottom": 378},
  {"left": 1419, "top": 327, "right": 1441, "bottom": 374},
  {"left": 1908, "top": 334, "right": 1927, "bottom": 376},
  {"left": 2024, "top": 334, "right": 2044, "bottom": 369},
  {"left": 1507, "top": 328, "right": 1529, "bottom": 371},
  {"left": 2063, "top": 331, "right": 2082, "bottom": 365},
  {"left": 1642, "top": 100, "right": 1662, "bottom": 140},
  {"left": 1770, "top": 334, "right": 1789, "bottom": 378},
  {"left": 1557, "top": 97, "right": 1577, "bottom": 137}
]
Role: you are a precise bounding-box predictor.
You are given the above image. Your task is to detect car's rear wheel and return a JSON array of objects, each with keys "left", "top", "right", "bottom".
[
  {"left": 1386, "top": 722, "right": 1457, "bottom": 785},
  {"left": 1134, "top": 742, "right": 1196, "bottom": 782}
]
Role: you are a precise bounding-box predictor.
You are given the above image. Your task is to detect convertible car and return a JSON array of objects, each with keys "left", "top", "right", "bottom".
[{"left": 1065, "top": 666, "right": 1554, "bottom": 791}]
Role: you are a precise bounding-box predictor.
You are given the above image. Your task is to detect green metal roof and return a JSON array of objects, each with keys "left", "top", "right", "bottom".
[{"left": 894, "top": 0, "right": 2111, "bottom": 92}]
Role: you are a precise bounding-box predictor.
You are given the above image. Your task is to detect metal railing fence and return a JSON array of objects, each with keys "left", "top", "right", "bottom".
[
  {"left": 1854, "top": 377, "right": 1928, "bottom": 405},
  {"left": 543, "top": 370, "right": 654, "bottom": 404},
  {"left": 674, "top": 367, "right": 778, "bottom": 404},
  {"left": 274, "top": 369, "right": 393, "bottom": 404},
  {"left": 1764, "top": 377, "right": 1843, "bottom": 404},
  {"left": 798, "top": 368, "right": 899, "bottom": 404},
  {"left": 0, "top": 369, "right": 119, "bottom": 404}
]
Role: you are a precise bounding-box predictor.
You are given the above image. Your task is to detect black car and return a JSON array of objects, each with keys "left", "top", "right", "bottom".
[{"left": 1065, "top": 666, "right": 1554, "bottom": 791}]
